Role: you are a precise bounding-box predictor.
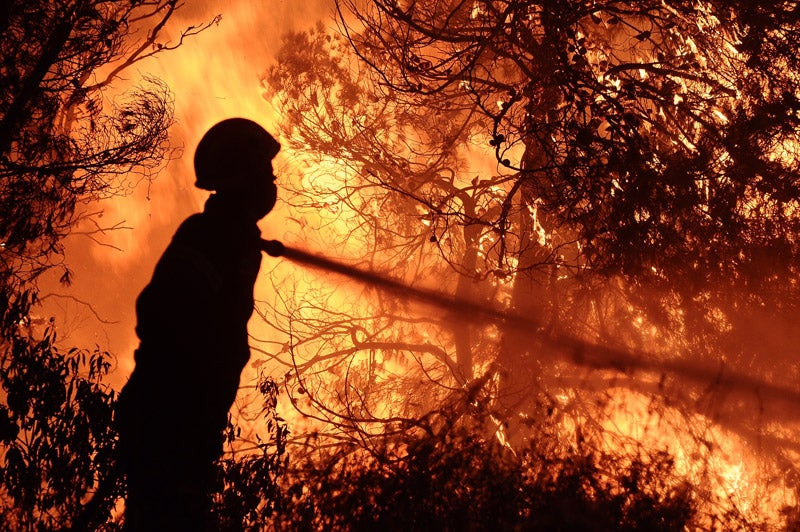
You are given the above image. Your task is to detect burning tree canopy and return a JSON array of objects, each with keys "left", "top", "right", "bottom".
[
  {"left": 3, "top": 0, "right": 800, "bottom": 528},
  {"left": 261, "top": 0, "right": 800, "bottom": 523},
  {"left": 320, "top": 0, "right": 800, "bottom": 383}
]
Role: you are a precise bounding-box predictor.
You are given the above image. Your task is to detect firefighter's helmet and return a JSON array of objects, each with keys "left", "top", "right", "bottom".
[{"left": 194, "top": 118, "right": 280, "bottom": 191}]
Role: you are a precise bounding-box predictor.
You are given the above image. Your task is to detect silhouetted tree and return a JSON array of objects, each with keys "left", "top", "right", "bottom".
[
  {"left": 263, "top": 26, "right": 507, "bottom": 445},
  {"left": 260, "top": 3, "right": 800, "bottom": 521},
  {"left": 330, "top": 0, "right": 800, "bottom": 387},
  {"left": 264, "top": 0, "right": 800, "bottom": 443},
  {"left": 0, "top": 1, "right": 224, "bottom": 528},
  {"left": 1, "top": 0, "right": 224, "bottom": 317}
]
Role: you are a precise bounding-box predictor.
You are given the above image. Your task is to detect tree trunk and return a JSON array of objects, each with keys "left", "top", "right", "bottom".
[{"left": 450, "top": 221, "right": 481, "bottom": 383}]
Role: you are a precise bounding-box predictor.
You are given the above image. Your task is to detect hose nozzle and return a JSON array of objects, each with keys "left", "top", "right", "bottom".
[{"left": 260, "top": 239, "right": 285, "bottom": 257}]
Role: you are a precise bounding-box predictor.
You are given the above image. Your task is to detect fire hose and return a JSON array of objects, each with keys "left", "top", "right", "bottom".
[{"left": 260, "top": 239, "right": 800, "bottom": 406}]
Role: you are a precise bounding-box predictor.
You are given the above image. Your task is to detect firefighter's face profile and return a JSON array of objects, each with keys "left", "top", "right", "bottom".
[{"left": 234, "top": 159, "right": 277, "bottom": 220}]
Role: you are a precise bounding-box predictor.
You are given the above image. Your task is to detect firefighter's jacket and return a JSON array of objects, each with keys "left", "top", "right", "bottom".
[{"left": 119, "top": 193, "right": 262, "bottom": 459}]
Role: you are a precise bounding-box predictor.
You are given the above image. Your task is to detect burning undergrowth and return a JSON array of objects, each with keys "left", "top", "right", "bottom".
[{"left": 213, "top": 382, "right": 797, "bottom": 531}]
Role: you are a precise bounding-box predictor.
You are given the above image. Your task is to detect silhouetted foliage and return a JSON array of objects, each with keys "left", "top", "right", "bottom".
[
  {"left": 211, "top": 375, "right": 289, "bottom": 531},
  {"left": 0, "top": 326, "right": 119, "bottom": 529}
]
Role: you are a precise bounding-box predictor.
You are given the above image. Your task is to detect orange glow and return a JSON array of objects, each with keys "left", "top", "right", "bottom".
[
  {"left": 31, "top": 1, "right": 800, "bottom": 525},
  {"left": 596, "top": 388, "right": 797, "bottom": 526}
]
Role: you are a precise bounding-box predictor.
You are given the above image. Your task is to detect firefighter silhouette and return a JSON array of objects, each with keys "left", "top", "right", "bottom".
[{"left": 116, "top": 118, "right": 280, "bottom": 530}]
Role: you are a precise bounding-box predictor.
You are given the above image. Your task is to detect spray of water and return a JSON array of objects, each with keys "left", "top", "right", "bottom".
[{"left": 261, "top": 239, "right": 800, "bottom": 407}]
